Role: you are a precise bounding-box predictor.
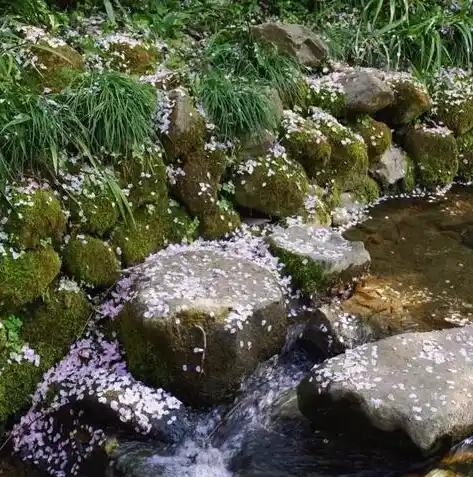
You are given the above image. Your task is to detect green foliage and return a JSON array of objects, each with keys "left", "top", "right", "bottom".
[
  {"left": 0, "top": 0, "right": 50, "bottom": 24},
  {"left": 0, "top": 315, "right": 23, "bottom": 355},
  {"left": 65, "top": 71, "right": 157, "bottom": 155}
]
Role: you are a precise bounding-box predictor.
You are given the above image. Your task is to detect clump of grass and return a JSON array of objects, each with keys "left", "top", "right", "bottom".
[
  {"left": 194, "top": 69, "right": 279, "bottom": 140},
  {"left": 64, "top": 71, "right": 157, "bottom": 155},
  {"left": 0, "top": 0, "right": 50, "bottom": 24}
]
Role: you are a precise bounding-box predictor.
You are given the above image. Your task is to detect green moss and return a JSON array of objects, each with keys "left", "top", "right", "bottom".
[
  {"left": 173, "top": 150, "right": 227, "bottom": 215},
  {"left": 403, "top": 125, "right": 459, "bottom": 189},
  {"left": 105, "top": 43, "right": 159, "bottom": 75},
  {"left": 350, "top": 115, "right": 392, "bottom": 160},
  {"left": 282, "top": 122, "right": 332, "bottom": 178},
  {"left": 233, "top": 154, "right": 309, "bottom": 218},
  {"left": 199, "top": 203, "right": 241, "bottom": 240},
  {"left": 4, "top": 189, "right": 66, "bottom": 250},
  {"left": 63, "top": 236, "right": 120, "bottom": 287},
  {"left": 69, "top": 195, "right": 118, "bottom": 237},
  {"left": 270, "top": 246, "right": 335, "bottom": 295},
  {"left": 402, "top": 155, "right": 417, "bottom": 192},
  {"left": 22, "top": 287, "right": 91, "bottom": 368},
  {"left": 0, "top": 247, "right": 61, "bottom": 309},
  {"left": 27, "top": 42, "right": 83, "bottom": 92},
  {"left": 118, "top": 150, "right": 168, "bottom": 208},
  {"left": 112, "top": 204, "right": 169, "bottom": 267},
  {"left": 456, "top": 131, "right": 473, "bottom": 181},
  {"left": 302, "top": 78, "right": 346, "bottom": 117},
  {"left": 382, "top": 77, "right": 431, "bottom": 125},
  {"left": 166, "top": 201, "right": 200, "bottom": 244},
  {"left": 350, "top": 176, "right": 380, "bottom": 205},
  {"left": 311, "top": 110, "right": 369, "bottom": 190}
]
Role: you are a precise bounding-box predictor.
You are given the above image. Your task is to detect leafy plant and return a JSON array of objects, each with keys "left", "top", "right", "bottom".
[{"left": 0, "top": 315, "right": 23, "bottom": 355}]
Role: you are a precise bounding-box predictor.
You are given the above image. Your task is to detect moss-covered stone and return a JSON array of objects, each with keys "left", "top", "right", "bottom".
[
  {"left": 299, "top": 184, "right": 332, "bottom": 227},
  {"left": 166, "top": 200, "right": 200, "bottom": 244},
  {"left": 0, "top": 286, "right": 90, "bottom": 422},
  {"left": 3, "top": 189, "right": 66, "bottom": 250},
  {"left": 28, "top": 42, "right": 83, "bottom": 92},
  {"left": 456, "top": 131, "right": 473, "bottom": 182},
  {"left": 403, "top": 124, "right": 459, "bottom": 189},
  {"left": 118, "top": 150, "right": 168, "bottom": 208},
  {"left": 0, "top": 247, "right": 61, "bottom": 309},
  {"left": 403, "top": 156, "right": 417, "bottom": 192},
  {"left": 164, "top": 88, "right": 207, "bottom": 162},
  {"left": 112, "top": 205, "right": 169, "bottom": 267},
  {"left": 310, "top": 108, "right": 369, "bottom": 190},
  {"left": 233, "top": 150, "right": 309, "bottom": 218},
  {"left": 172, "top": 150, "right": 227, "bottom": 215},
  {"left": 105, "top": 42, "right": 159, "bottom": 74},
  {"left": 350, "top": 175, "right": 380, "bottom": 205},
  {"left": 63, "top": 236, "right": 120, "bottom": 287},
  {"left": 302, "top": 75, "right": 346, "bottom": 117},
  {"left": 381, "top": 74, "right": 432, "bottom": 125},
  {"left": 431, "top": 69, "right": 473, "bottom": 136},
  {"left": 281, "top": 111, "right": 332, "bottom": 178},
  {"left": 199, "top": 202, "right": 241, "bottom": 240},
  {"left": 350, "top": 115, "right": 392, "bottom": 160}
]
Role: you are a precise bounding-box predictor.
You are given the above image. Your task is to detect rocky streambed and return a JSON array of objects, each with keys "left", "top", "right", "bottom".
[{"left": 6, "top": 186, "right": 473, "bottom": 477}]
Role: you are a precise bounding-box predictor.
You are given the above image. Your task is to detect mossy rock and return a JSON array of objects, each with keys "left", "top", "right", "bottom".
[
  {"left": 311, "top": 108, "right": 369, "bottom": 190},
  {"left": 199, "top": 204, "right": 241, "bottom": 240},
  {"left": 28, "top": 42, "right": 83, "bottom": 92},
  {"left": 118, "top": 151, "right": 168, "bottom": 208},
  {"left": 456, "top": 131, "right": 473, "bottom": 182},
  {"left": 0, "top": 247, "right": 61, "bottom": 309},
  {"left": 3, "top": 188, "right": 66, "bottom": 250},
  {"left": 164, "top": 88, "right": 207, "bottom": 162},
  {"left": 281, "top": 111, "right": 332, "bottom": 178},
  {"left": 350, "top": 115, "right": 392, "bottom": 161},
  {"left": 63, "top": 236, "right": 120, "bottom": 287},
  {"left": 166, "top": 201, "right": 200, "bottom": 245},
  {"left": 105, "top": 42, "right": 159, "bottom": 75},
  {"left": 432, "top": 70, "right": 473, "bottom": 136},
  {"left": 298, "top": 184, "right": 332, "bottom": 227},
  {"left": 403, "top": 125, "right": 459, "bottom": 189},
  {"left": 302, "top": 76, "right": 346, "bottom": 117},
  {"left": 112, "top": 205, "right": 169, "bottom": 267},
  {"left": 403, "top": 156, "right": 417, "bottom": 192},
  {"left": 69, "top": 195, "right": 118, "bottom": 237},
  {"left": 381, "top": 75, "right": 432, "bottom": 125},
  {"left": 172, "top": 150, "right": 227, "bottom": 215},
  {"left": 350, "top": 176, "right": 380, "bottom": 205},
  {"left": 233, "top": 153, "right": 309, "bottom": 218},
  {"left": 0, "top": 287, "right": 90, "bottom": 423}
]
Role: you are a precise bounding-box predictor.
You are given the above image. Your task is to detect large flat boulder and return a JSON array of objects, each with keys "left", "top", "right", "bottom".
[
  {"left": 298, "top": 326, "right": 473, "bottom": 451},
  {"left": 117, "top": 246, "right": 287, "bottom": 407}
]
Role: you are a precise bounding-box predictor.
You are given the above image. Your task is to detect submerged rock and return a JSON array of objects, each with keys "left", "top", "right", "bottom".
[
  {"left": 298, "top": 326, "right": 473, "bottom": 451},
  {"left": 268, "top": 225, "right": 370, "bottom": 295},
  {"left": 251, "top": 22, "right": 328, "bottom": 68},
  {"left": 117, "top": 248, "right": 287, "bottom": 407}
]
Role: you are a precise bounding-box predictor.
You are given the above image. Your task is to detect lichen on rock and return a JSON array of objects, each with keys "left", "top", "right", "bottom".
[{"left": 63, "top": 235, "right": 120, "bottom": 288}]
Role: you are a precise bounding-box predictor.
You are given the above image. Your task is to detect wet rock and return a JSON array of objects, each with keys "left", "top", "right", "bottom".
[
  {"left": 370, "top": 146, "right": 411, "bottom": 190},
  {"left": 380, "top": 73, "right": 432, "bottom": 125},
  {"left": 117, "top": 248, "right": 287, "bottom": 407},
  {"left": 338, "top": 70, "right": 395, "bottom": 115},
  {"left": 298, "top": 326, "right": 473, "bottom": 451},
  {"left": 403, "top": 124, "right": 458, "bottom": 189},
  {"left": 268, "top": 225, "right": 370, "bottom": 295},
  {"left": 251, "top": 23, "right": 328, "bottom": 68}
]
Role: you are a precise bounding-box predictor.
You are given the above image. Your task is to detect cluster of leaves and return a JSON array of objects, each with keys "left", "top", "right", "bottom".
[{"left": 0, "top": 316, "right": 23, "bottom": 357}]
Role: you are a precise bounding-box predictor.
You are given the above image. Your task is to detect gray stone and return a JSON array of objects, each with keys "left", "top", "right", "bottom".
[
  {"left": 301, "top": 303, "right": 373, "bottom": 356},
  {"left": 331, "top": 192, "right": 366, "bottom": 227},
  {"left": 370, "top": 146, "right": 409, "bottom": 188},
  {"left": 241, "top": 129, "right": 277, "bottom": 157},
  {"left": 118, "top": 248, "right": 287, "bottom": 406},
  {"left": 251, "top": 22, "right": 328, "bottom": 68},
  {"left": 268, "top": 225, "right": 370, "bottom": 294},
  {"left": 298, "top": 326, "right": 473, "bottom": 451},
  {"left": 339, "top": 70, "right": 395, "bottom": 114}
]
